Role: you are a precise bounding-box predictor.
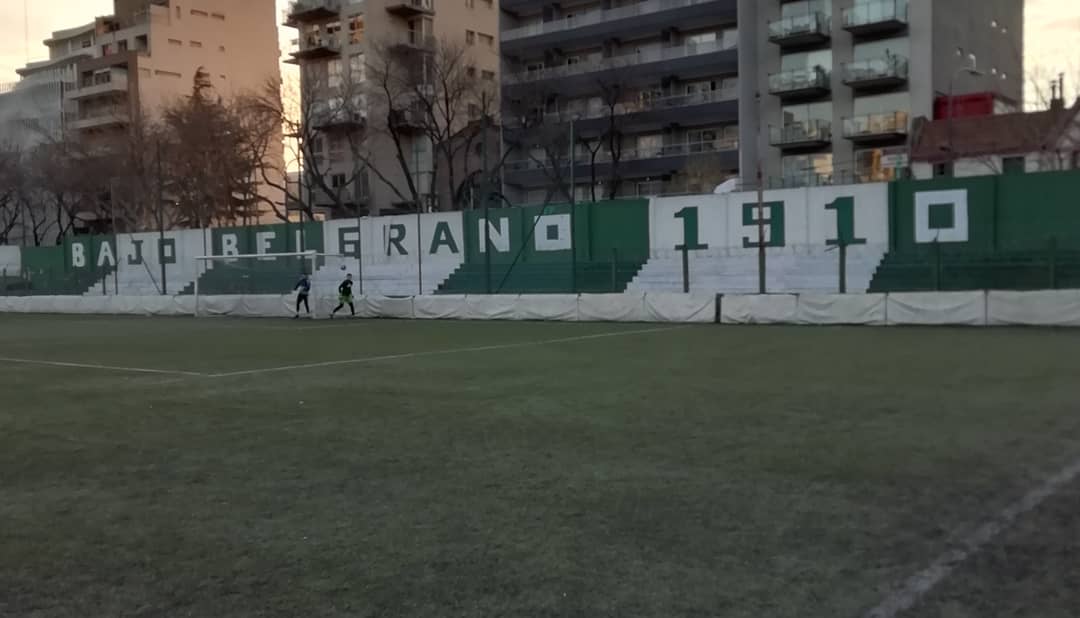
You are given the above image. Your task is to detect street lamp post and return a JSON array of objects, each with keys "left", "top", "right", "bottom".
[{"left": 946, "top": 57, "right": 985, "bottom": 167}]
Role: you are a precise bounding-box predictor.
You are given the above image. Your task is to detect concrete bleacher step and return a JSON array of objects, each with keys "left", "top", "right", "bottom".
[{"left": 628, "top": 249, "right": 886, "bottom": 295}]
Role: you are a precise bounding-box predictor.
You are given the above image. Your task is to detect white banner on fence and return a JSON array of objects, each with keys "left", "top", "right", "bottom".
[
  {"left": 794, "top": 294, "right": 887, "bottom": 325},
  {"left": 987, "top": 290, "right": 1080, "bottom": 327},
  {"left": 5, "top": 291, "right": 1080, "bottom": 327},
  {"left": 885, "top": 291, "right": 987, "bottom": 326}
]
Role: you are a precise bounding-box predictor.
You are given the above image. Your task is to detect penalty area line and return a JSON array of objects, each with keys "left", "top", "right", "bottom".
[
  {"left": 863, "top": 454, "right": 1080, "bottom": 618},
  {"left": 208, "top": 325, "right": 689, "bottom": 378},
  {"left": 0, "top": 356, "right": 208, "bottom": 377}
]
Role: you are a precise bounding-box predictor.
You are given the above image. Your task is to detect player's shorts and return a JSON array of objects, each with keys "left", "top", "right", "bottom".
[{"left": 339, "top": 294, "right": 353, "bottom": 304}]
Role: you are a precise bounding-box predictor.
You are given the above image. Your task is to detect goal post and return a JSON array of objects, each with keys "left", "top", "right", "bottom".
[{"left": 193, "top": 251, "right": 352, "bottom": 318}]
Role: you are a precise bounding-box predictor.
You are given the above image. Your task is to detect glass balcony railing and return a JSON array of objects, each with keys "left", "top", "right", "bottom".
[
  {"left": 508, "top": 39, "right": 736, "bottom": 84},
  {"left": 504, "top": 0, "right": 726, "bottom": 41},
  {"left": 768, "top": 12, "right": 830, "bottom": 43},
  {"left": 283, "top": 0, "right": 347, "bottom": 26},
  {"left": 768, "top": 67, "right": 831, "bottom": 95},
  {"left": 842, "top": 56, "right": 909, "bottom": 85},
  {"left": 504, "top": 138, "right": 739, "bottom": 172},
  {"left": 769, "top": 120, "right": 832, "bottom": 146},
  {"left": 540, "top": 87, "right": 738, "bottom": 124},
  {"left": 842, "top": 111, "right": 910, "bottom": 139},
  {"left": 843, "top": 0, "right": 909, "bottom": 31}
]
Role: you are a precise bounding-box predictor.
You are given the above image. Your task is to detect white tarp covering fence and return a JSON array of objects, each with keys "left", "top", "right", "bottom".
[{"left": 3, "top": 291, "right": 1080, "bottom": 327}]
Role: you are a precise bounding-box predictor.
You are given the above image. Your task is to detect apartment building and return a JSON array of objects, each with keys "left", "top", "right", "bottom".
[
  {"left": 0, "top": 23, "right": 101, "bottom": 151},
  {"left": 284, "top": 0, "right": 501, "bottom": 216},
  {"left": 499, "top": 0, "right": 1023, "bottom": 201},
  {"left": 747, "top": 0, "right": 1023, "bottom": 188},
  {"left": 500, "top": 0, "right": 740, "bottom": 202},
  {"left": 60, "top": 0, "right": 281, "bottom": 145}
]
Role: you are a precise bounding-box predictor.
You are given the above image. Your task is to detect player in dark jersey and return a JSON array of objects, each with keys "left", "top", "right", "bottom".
[
  {"left": 331, "top": 274, "right": 355, "bottom": 318},
  {"left": 293, "top": 274, "right": 312, "bottom": 319}
]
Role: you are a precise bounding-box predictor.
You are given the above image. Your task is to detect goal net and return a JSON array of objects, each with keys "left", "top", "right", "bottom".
[{"left": 193, "top": 251, "right": 351, "bottom": 318}]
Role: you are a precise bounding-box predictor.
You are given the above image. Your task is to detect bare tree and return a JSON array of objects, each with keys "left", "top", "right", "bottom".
[
  {"left": 365, "top": 37, "right": 505, "bottom": 212},
  {"left": 161, "top": 68, "right": 264, "bottom": 228},
  {"left": 0, "top": 142, "right": 22, "bottom": 244}
]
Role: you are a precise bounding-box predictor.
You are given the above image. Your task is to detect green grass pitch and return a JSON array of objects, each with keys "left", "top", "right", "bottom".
[{"left": 1, "top": 315, "right": 1079, "bottom": 617}]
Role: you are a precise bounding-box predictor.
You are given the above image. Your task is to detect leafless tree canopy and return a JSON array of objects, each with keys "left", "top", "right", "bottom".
[{"left": 3, "top": 68, "right": 281, "bottom": 245}]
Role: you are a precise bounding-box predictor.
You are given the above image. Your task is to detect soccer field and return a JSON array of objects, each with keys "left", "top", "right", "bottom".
[{"left": 1, "top": 315, "right": 1079, "bottom": 618}]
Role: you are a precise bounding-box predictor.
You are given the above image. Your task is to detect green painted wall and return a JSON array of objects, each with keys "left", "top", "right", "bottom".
[
  {"left": 440, "top": 199, "right": 650, "bottom": 294},
  {"left": 191, "top": 222, "right": 325, "bottom": 295},
  {"left": 873, "top": 170, "right": 1080, "bottom": 292}
]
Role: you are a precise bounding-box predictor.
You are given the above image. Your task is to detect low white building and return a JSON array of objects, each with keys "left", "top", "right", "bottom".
[{"left": 910, "top": 97, "right": 1080, "bottom": 179}]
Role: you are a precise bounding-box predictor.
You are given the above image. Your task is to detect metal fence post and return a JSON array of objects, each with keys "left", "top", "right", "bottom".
[
  {"left": 681, "top": 244, "right": 690, "bottom": 294},
  {"left": 838, "top": 241, "right": 848, "bottom": 294},
  {"left": 933, "top": 240, "right": 942, "bottom": 291},
  {"left": 1049, "top": 236, "right": 1058, "bottom": 290},
  {"left": 610, "top": 248, "right": 617, "bottom": 293}
]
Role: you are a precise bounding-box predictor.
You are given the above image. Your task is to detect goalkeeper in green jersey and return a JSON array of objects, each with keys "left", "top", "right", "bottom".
[{"left": 331, "top": 274, "right": 355, "bottom": 318}]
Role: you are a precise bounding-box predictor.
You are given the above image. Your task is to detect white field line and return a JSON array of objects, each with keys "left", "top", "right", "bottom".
[
  {"left": 207, "top": 325, "right": 687, "bottom": 378},
  {"left": 0, "top": 356, "right": 207, "bottom": 377},
  {"left": 0, "top": 326, "right": 688, "bottom": 380},
  {"left": 864, "top": 455, "right": 1080, "bottom": 618}
]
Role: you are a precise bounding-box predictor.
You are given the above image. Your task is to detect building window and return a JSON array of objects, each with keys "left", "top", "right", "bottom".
[
  {"left": 466, "top": 67, "right": 476, "bottom": 78},
  {"left": 466, "top": 0, "right": 474, "bottom": 7},
  {"left": 933, "top": 162, "right": 953, "bottom": 178},
  {"left": 1003, "top": 156, "right": 1025, "bottom": 174},
  {"left": 465, "top": 30, "right": 475, "bottom": 45},
  {"left": 190, "top": 40, "right": 203, "bottom": 48},
  {"left": 483, "top": 0, "right": 493, "bottom": 8},
  {"left": 211, "top": 12, "right": 225, "bottom": 20},
  {"left": 191, "top": 9, "right": 208, "bottom": 17},
  {"left": 176, "top": 5, "right": 181, "bottom": 18},
  {"left": 328, "top": 59, "right": 343, "bottom": 89},
  {"left": 481, "top": 70, "right": 495, "bottom": 81},
  {"left": 479, "top": 33, "right": 494, "bottom": 48},
  {"left": 782, "top": 153, "right": 834, "bottom": 187},
  {"left": 219, "top": 45, "right": 226, "bottom": 52},
  {"left": 168, "top": 38, "right": 182, "bottom": 46},
  {"left": 332, "top": 173, "right": 347, "bottom": 188},
  {"left": 349, "top": 54, "right": 365, "bottom": 81},
  {"left": 349, "top": 16, "right": 364, "bottom": 43}
]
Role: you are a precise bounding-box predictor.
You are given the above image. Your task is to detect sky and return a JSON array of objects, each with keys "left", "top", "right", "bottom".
[{"left": 0, "top": 0, "right": 1077, "bottom": 94}]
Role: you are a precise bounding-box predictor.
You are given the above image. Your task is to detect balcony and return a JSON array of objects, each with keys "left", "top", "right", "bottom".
[
  {"left": 286, "top": 36, "right": 342, "bottom": 63},
  {"left": 506, "top": 39, "right": 738, "bottom": 97},
  {"left": 526, "top": 87, "right": 738, "bottom": 134},
  {"left": 843, "top": 0, "right": 909, "bottom": 37},
  {"left": 391, "top": 31, "right": 436, "bottom": 53},
  {"left": 283, "top": 0, "right": 344, "bottom": 27},
  {"left": 389, "top": 108, "right": 425, "bottom": 134},
  {"left": 768, "top": 13, "right": 830, "bottom": 48},
  {"left": 386, "top": 0, "right": 434, "bottom": 18},
  {"left": 842, "top": 111, "right": 909, "bottom": 143},
  {"left": 501, "top": 0, "right": 737, "bottom": 54},
  {"left": 842, "top": 56, "right": 909, "bottom": 90},
  {"left": 769, "top": 120, "right": 832, "bottom": 149},
  {"left": 503, "top": 138, "right": 739, "bottom": 187},
  {"left": 65, "top": 69, "right": 128, "bottom": 100},
  {"left": 70, "top": 110, "right": 130, "bottom": 131},
  {"left": 311, "top": 103, "right": 367, "bottom": 132},
  {"left": 768, "top": 67, "right": 830, "bottom": 99}
]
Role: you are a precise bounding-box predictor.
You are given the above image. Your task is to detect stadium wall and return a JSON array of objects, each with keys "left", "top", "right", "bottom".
[
  {"left": 4, "top": 291, "right": 1080, "bottom": 327},
  {"left": 5, "top": 171, "right": 1080, "bottom": 298}
]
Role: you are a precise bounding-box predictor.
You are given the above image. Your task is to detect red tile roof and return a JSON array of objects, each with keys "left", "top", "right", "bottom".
[{"left": 911, "top": 99, "right": 1080, "bottom": 163}]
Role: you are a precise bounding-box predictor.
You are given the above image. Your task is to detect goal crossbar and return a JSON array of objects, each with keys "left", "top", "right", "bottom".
[{"left": 193, "top": 251, "right": 348, "bottom": 317}]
